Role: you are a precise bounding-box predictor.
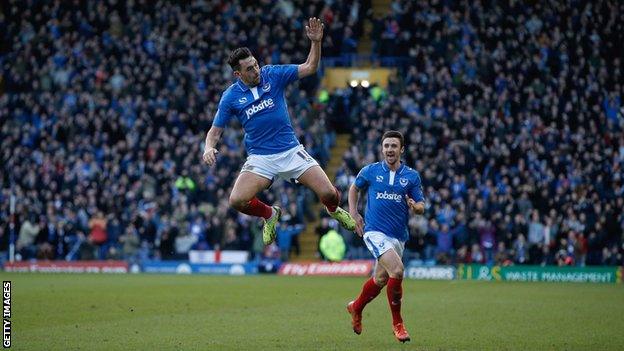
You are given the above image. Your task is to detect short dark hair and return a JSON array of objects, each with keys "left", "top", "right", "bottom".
[
  {"left": 381, "top": 130, "right": 404, "bottom": 147},
  {"left": 227, "top": 47, "right": 253, "bottom": 71}
]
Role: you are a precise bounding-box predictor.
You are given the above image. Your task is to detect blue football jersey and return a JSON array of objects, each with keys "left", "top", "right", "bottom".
[
  {"left": 212, "top": 64, "right": 301, "bottom": 155},
  {"left": 354, "top": 161, "right": 425, "bottom": 242}
]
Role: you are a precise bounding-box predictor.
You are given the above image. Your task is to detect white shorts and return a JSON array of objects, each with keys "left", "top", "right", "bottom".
[
  {"left": 363, "top": 231, "right": 405, "bottom": 259},
  {"left": 241, "top": 145, "right": 319, "bottom": 182}
]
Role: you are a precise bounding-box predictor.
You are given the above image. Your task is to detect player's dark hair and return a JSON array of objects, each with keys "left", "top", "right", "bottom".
[
  {"left": 381, "top": 130, "right": 404, "bottom": 147},
  {"left": 228, "top": 47, "right": 253, "bottom": 71}
]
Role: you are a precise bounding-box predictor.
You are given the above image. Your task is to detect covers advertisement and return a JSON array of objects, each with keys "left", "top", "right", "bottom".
[{"left": 404, "top": 265, "right": 456, "bottom": 280}]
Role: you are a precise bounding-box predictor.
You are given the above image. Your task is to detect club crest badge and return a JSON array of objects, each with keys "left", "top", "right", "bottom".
[{"left": 399, "top": 178, "right": 409, "bottom": 187}]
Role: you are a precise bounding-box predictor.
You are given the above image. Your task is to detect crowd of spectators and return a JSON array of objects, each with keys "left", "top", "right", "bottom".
[
  {"left": 0, "top": 0, "right": 366, "bottom": 262},
  {"left": 2, "top": 0, "right": 623, "bottom": 268},
  {"left": 333, "top": 0, "right": 624, "bottom": 266}
]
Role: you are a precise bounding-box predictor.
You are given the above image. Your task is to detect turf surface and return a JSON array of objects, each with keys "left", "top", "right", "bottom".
[{"left": 5, "top": 273, "right": 623, "bottom": 350}]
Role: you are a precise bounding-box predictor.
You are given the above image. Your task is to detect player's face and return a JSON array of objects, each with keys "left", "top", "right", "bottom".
[
  {"left": 235, "top": 56, "right": 261, "bottom": 86},
  {"left": 381, "top": 137, "right": 403, "bottom": 166}
]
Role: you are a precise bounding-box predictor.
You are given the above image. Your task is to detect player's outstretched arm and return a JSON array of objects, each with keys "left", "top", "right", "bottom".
[
  {"left": 202, "top": 126, "right": 223, "bottom": 166},
  {"left": 298, "top": 17, "right": 323, "bottom": 79},
  {"left": 348, "top": 184, "right": 365, "bottom": 237},
  {"left": 406, "top": 195, "right": 425, "bottom": 215}
]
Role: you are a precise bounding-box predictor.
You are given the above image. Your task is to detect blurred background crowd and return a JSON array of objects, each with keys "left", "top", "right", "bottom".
[
  {"left": 332, "top": 0, "right": 624, "bottom": 266},
  {"left": 0, "top": 0, "right": 357, "bottom": 262},
  {"left": 1, "top": 0, "right": 622, "bottom": 266}
]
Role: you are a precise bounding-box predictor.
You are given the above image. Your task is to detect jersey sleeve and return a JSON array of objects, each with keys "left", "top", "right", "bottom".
[
  {"left": 410, "top": 173, "right": 425, "bottom": 202},
  {"left": 354, "top": 165, "right": 370, "bottom": 189},
  {"left": 268, "top": 64, "right": 299, "bottom": 86},
  {"left": 212, "top": 93, "right": 233, "bottom": 128}
]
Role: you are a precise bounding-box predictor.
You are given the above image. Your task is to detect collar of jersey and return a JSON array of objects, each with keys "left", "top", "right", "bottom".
[{"left": 381, "top": 160, "right": 405, "bottom": 174}]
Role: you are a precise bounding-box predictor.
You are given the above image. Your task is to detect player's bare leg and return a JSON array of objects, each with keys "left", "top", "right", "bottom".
[
  {"left": 378, "top": 249, "right": 410, "bottom": 343},
  {"left": 347, "top": 262, "right": 388, "bottom": 334},
  {"left": 229, "top": 171, "right": 280, "bottom": 244},
  {"left": 297, "top": 165, "right": 355, "bottom": 230}
]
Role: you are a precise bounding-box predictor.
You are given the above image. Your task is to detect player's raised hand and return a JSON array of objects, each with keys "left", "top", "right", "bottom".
[
  {"left": 202, "top": 146, "right": 219, "bottom": 166},
  {"left": 351, "top": 210, "right": 365, "bottom": 237},
  {"left": 306, "top": 17, "right": 324, "bottom": 42}
]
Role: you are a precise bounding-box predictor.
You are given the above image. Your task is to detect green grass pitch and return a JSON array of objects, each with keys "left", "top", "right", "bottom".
[{"left": 6, "top": 273, "right": 623, "bottom": 350}]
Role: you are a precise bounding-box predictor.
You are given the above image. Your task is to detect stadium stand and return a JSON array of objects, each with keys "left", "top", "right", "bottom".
[
  {"left": 0, "top": 0, "right": 366, "bottom": 261},
  {"left": 332, "top": 0, "right": 623, "bottom": 266},
  {"left": 1, "top": 0, "right": 622, "bottom": 267}
]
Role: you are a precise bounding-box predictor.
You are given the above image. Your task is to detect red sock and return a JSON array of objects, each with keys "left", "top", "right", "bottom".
[
  {"left": 239, "top": 197, "right": 273, "bottom": 219},
  {"left": 353, "top": 277, "right": 383, "bottom": 313},
  {"left": 387, "top": 277, "right": 403, "bottom": 325},
  {"left": 322, "top": 186, "right": 340, "bottom": 213}
]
